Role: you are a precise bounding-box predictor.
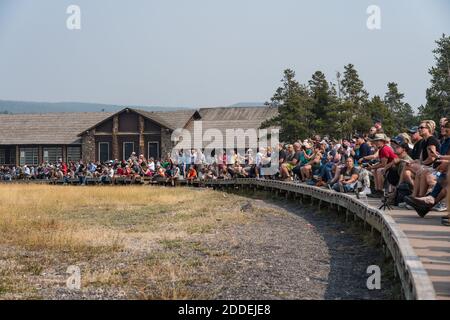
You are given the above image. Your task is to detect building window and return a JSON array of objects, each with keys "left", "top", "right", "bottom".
[
  {"left": 19, "top": 148, "right": 39, "bottom": 166},
  {"left": 123, "top": 142, "right": 134, "bottom": 160},
  {"left": 98, "top": 142, "right": 109, "bottom": 163},
  {"left": 0, "top": 148, "right": 15, "bottom": 165},
  {"left": 67, "top": 146, "right": 81, "bottom": 162},
  {"left": 148, "top": 141, "right": 159, "bottom": 160},
  {"left": 43, "top": 147, "right": 62, "bottom": 164},
  {"left": 0, "top": 149, "right": 5, "bottom": 164}
]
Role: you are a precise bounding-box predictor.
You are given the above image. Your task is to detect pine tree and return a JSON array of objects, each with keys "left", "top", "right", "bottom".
[
  {"left": 341, "top": 64, "right": 369, "bottom": 106},
  {"left": 261, "top": 69, "right": 313, "bottom": 142},
  {"left": 420, "top": 34, "right": 450, "bottom": 120},
  {"left": 367, "top": 96, "right": 395, "bottom": 135},
  {"left": 384, "top": 82, "right": 416, "bottom": 132},
  {"left": 339, "top": 64, "right": 370, "bottom": 135},
  {"left": 308, "top": 71, "right": 337, "bottom": 135},
  {"left": 326, "top": 101, "right": 354, "bottom": 138}
]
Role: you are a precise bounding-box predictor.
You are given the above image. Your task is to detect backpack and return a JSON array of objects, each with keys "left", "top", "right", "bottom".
[
  {"left": 386, "top": 167, "right": 400, "bottom": 186},
  {"left": 395, "top": 182, "right": 412, "bottom": 205}
]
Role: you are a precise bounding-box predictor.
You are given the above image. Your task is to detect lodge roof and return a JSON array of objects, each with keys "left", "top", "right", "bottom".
[
  {"left": 135, "top": 109, "right": 201, "bottom": 130},
  {"left": 197, "top": 106, "right": 278, "bottom": 121},
  {"left": 0, "top": 112, "right": 114, "bottom": 145},
  {"left": 183, "top": 106, "right": 279, "bottom": 148},
  {"left": 0, "top": 106, "right": 278, "bottom": 146}
]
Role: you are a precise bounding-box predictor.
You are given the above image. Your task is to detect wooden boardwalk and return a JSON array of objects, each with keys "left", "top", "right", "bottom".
[{"left": 362, "top": 197, "right": 450, "bottom": 300}]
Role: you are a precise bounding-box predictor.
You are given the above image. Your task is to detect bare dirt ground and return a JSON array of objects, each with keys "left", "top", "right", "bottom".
[{"left": 0, "top": 185, "right": 399, "bottom": 300}]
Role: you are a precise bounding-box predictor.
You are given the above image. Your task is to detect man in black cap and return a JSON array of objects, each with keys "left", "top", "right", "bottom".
[
  {"left": 408, "top": 126, "right": 423, "bottom": 160},
  {"left": 386, "top": 135, "right": 413, "bottom": 188},
  {"left": 351, "top": 134, "right": 371, "bottom": 164}
]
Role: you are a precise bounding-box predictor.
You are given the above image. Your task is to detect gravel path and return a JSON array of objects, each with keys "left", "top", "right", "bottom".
[{"left": 201, "top": 198, "right": 398, "bottom": 300}]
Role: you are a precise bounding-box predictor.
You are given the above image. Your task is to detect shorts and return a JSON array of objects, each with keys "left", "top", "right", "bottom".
[{"left": 286, "top": 163, "right": 295, "bottom": 171}]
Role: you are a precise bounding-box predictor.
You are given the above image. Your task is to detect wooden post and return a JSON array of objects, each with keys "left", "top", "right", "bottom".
[
  {"left": 62, "top": 145, "right": 67, "bottom": 163},
  {"left": 38, "top": 146, "right": 43, "bottom": 164},
  {"left": 15, "top": 145, "right": 20, "bottom": 166},
  {"left": 112, "top": 115, "right": 119, "bottom": 160},
  {"left": 138, "top": 115, "right": 145, "bottom": 156}
]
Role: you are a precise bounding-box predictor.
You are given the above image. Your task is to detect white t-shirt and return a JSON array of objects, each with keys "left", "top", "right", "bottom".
[{"left": 255, "top": 152, "right": 263, "bottom": 166}]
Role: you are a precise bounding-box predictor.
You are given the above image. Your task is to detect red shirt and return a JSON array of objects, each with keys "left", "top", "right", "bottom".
[
  {"left": 379, "top": 145, "right": 397, "bottom": 163},
  {"left": 61, "top": 162, "right": 68, "bottom": 175}
]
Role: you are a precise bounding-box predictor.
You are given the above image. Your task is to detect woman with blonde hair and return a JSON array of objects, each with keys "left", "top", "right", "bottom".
[{"left": 405, "top": 120, "right": 440, "bottom": 198}]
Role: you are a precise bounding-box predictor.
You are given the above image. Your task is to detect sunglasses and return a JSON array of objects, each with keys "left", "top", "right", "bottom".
[{"left": 418, "top": 126, "right": 427, "bottom": 130}]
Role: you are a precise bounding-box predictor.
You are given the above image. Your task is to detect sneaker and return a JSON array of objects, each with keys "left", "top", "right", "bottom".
[
  {"left": 416, "top": 196, "right": 435, "bottom": 206},
  {"left": 358, "top": 187, "right": 372, "bottom": 196},
  {"left": 367, "top": 191, "right": 382, "bottom": 198},
  {"left": 398, "top": 202, "right": 407, "bottom": 208},
  {"left": 432, "top": 202, "right": 447, "bottom": 212}
]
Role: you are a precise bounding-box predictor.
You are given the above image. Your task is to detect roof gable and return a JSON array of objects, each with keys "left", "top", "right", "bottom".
[{"left": 78, "top": 107, "right": 177, "bottom": 136}]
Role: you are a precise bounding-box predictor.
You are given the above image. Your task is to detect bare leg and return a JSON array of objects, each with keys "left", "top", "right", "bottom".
[
  {"left": 412, "top": 170, "right": 423, "bottom": 197},
  {"left": 435, "top": 187, "right": 447, "bottom": 204},
  {"left": 402, "top": 169, "right": 414, "bottom": 186},
  {"left": 376, "top": 168, "right": 384, "bottom": 191}
]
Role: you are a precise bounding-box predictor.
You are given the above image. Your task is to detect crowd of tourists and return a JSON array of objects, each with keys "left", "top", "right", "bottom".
[{"left": 1, "top": 118, "right": 449, "bottom": 226}]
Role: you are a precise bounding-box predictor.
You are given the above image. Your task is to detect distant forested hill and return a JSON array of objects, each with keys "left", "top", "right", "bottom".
[{"left": 0, "top": 100, "right": 188, "bottom": 114}]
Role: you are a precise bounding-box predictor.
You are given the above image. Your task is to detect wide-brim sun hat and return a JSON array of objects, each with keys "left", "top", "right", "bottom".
[{"left": 369, "top": 133, "right": 389, "bottom": 142}]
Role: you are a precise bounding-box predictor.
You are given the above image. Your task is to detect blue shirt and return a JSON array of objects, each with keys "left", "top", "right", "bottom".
[{"left": 440, "top": 137, "right": 450, "bottom": 155}]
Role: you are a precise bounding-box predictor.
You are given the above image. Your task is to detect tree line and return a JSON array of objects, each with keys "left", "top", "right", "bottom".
[{"left": 262, "top": 34, "right": 450, "bottom": 142}]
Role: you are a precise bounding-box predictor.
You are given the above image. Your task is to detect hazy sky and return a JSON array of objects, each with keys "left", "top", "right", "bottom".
[{"left": 0, "top": 0, "right": 448, "bottom": 110}]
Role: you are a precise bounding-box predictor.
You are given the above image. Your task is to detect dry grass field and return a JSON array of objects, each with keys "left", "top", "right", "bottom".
[{"left": 0, "top": 184, "right": 278, "bottom": 299}]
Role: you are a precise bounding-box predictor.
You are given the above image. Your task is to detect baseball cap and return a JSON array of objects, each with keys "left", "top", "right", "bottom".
[
  {"left": 408, "top": 126, "right": 419, "bottom": 134},
  {"left": 391, "top": 135, "right": 410, "bottom": 150}
]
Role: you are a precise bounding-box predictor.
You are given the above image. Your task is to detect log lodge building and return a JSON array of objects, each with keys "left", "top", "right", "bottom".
[{"left": 0, "top": 106, "right": 278, "bottom": 166}]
